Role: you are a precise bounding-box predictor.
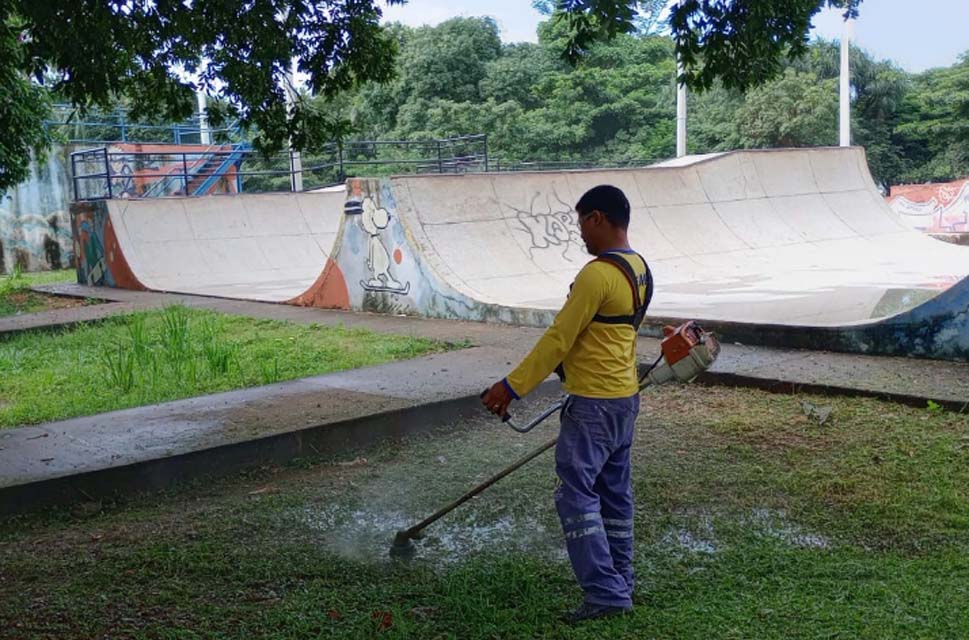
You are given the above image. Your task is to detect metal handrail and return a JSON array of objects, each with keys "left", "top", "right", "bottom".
[{"left": 68, "top": 134, "right": 491, "bottom": 200}]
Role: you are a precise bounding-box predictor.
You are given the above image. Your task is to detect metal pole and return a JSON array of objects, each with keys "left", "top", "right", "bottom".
[
  {"left": 197, "top": 90, "right": 211, "bottom": 145},
  {"left": 119, "top": 110, "right": 127, "bottom": 142},
  {"left": 839, "top": 18, "right": 854, "bottom": 147},
  {"left": 483, "top": 134, "right": 489, "bottom": 172},
  {"left": 104, "top": 149, "right": 113, "bottom": 199},
  {"left": 182, "top": 153, "right": 189, "bottom": 194},
  {"left": 284, "top": 60, "right": 303, "bottom": 192},
  {"left": 338, "top": 143, "right": 344, "bottom": 181},
  {"left": 437, "top": 140, "right": 443, "bottom": 173},
  {"left": 675, "top": 0, "right": 687, "bottom": 157},
  {"left": 71, "top": 153, "right": 78, "bottom": 201}
]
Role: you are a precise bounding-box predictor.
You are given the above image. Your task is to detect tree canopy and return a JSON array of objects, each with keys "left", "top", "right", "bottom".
[
  {"left": 2, "top": 0, "right": 405, "bottom": 192},
  {"left": 6, "top": 0, "right": 967, "bottom": 197}
]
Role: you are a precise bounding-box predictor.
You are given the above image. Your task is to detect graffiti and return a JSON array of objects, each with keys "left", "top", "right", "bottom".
[
  {"left": 0, "top": 145, "right": 74, "bottom": 272},
  {"left": 508, "top": 191, "right": 585, "bottom": 261},
  {"left": 889, "top": 179, "right": 969, "bottom": 233},
  {"left": 73, "top": 209, "right": 108, "bottom": 286},
  {"left": 345, "top": 196, "right": 411, "bottom": 295}
]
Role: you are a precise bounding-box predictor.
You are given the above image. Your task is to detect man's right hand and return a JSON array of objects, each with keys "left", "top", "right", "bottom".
[{"left": 481, "top": 381, "right": 514, "bottom": 419}]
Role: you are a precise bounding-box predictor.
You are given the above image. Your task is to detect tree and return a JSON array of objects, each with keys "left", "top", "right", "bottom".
[
  {"left": 895, "top": 53, "right": 969, "bottom": 183},
  {"left": 1, "top": 0, "right": 405, "bottom": 193},
  {"left": 397, "top": 17, "right": 503, "bottom": 104},
  {"left": 534, "top": 0, "right": 668, "bottom": 36},
  {"left": 1, "top": 13, "right": 54, "bottom": 191},
  {"left": 735, "top": 69, "right": 838, "bottom": 148},
  {"left": 553, "top": 0, "right": 862, "bottom": 90}
]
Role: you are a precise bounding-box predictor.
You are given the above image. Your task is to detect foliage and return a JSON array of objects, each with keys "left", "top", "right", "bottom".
[
  {"left": 1, "top": 0, "right": 407, "bottom": 193},
  {"left": 894, "top": 54, "right": 969, "bottom": 183},
  {"left": 0, "top": 306, "right": 455, "bottom": 428},
  {"left": 552, "top": 0, "right": 861, "bottom": 89},
  {"left": 0, "top": 14, "right": 54, "bottom": 191},
  {"left": 734, "top": 69, "right": 838, "bottom": 148}
]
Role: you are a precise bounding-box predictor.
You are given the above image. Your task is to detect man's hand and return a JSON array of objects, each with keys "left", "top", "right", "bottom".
[{"left": 481, "top": 381, "right": 514, "bottom": 419}]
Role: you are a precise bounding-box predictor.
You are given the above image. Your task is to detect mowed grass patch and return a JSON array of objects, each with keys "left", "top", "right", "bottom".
[
  {"left": 0, "top": 267, "right": 86, "bottom": 317},
  {"left": 0, "top": 304, "right": 458, "bottom": 428},
  {"left": 2, "top": 387, "right": 969, "bottom": 638}
]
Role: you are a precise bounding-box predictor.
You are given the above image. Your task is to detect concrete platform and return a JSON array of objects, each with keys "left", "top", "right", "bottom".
[{"left": 1, "top": 288, "right": 967, "bottom": 516}]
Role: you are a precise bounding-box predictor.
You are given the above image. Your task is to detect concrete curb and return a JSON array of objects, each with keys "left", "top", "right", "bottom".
[
  {"left": 698, "top": 371, "right": 968, "bottom": 413},
  {"left": 0, "top": 394, "right": 480, "bottom": 517}
]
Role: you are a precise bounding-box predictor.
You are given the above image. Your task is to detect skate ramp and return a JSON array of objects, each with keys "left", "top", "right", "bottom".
[
  {"left": 387, "top": 147, "right": 969, "bottom": 326},
  {"left": 102, "top": 191, "right": 346, "bottom": 302},
  {"left": 71, "top": 146, "right": 969, "bottom": 360}
]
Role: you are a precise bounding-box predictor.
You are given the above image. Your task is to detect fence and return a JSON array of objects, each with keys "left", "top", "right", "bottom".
[
  {"left": 46, "top": 104, "right": 241, "bottom": 145},
  {"left": 70, "top": 135, "right": 490, "bottom": 201}
]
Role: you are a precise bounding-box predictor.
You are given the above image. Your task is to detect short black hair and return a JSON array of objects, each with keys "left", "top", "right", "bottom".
[{"left": 575, "top": 185, "right": 630, "bottom": 229}]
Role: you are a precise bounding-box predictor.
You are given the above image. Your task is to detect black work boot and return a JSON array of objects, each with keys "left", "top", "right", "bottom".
[{"left": 564, "top": 602, "right": 633, "bottom": 625}]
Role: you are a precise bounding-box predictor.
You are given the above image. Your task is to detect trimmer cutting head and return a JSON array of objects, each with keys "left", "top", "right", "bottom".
[{"left": 389, "top": 530, "right": 417, "bottom": 559}]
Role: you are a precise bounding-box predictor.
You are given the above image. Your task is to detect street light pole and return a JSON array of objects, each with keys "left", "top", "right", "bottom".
[
  {"left": 675, "top": 0, "right": 687, "bottom": 158},
  {"left": 839, "top": 17, "right": 854, "bottom": 147}
]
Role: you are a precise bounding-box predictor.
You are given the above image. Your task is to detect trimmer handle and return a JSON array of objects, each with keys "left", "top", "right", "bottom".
[{"left": 479, "top": 390, "right": 567, "bottom": 433}]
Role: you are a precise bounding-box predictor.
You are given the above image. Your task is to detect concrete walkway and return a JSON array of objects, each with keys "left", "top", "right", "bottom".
[{"left": 1, "top": 284, "right": 967, "bottom": 515}]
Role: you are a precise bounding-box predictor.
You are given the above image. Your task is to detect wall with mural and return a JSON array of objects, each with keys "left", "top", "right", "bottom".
[
  {"left": 0, "top": 145, "right": 74, "bottom": 273},
  {"left": 889, "top": 179, "right": 969, "bottom": 234},
  {"left": 70, "top": 200, "right": 144, "bottom": 290}
]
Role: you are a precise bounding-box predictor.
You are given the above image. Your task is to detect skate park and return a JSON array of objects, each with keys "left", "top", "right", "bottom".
[
  {"left": 7, "top": 128, "right": 969, "bottom": 640},
  {"left": 4, "top": 141, "right": 968, "bottom": 511},
  {"left": 4, "top": 1, "right": 969, "bottom": 636}
]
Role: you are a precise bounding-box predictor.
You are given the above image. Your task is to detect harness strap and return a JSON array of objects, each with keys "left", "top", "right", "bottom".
[
  {"left": 554, "top": 252, "right": 653, "bottom": 383},
  {"left": 591, "top": 252, "right": 652, "bottom": 329}
]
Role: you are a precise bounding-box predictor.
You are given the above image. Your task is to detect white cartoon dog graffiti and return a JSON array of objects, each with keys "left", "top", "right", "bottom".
[{"left": 358, "top": 197, "right": 410, "bottom": 294}]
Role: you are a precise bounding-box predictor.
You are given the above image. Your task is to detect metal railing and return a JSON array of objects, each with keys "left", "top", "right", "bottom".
[
  {"left": 46, "top": 104, "right": 241, "bottom": 144},
  {"left": 70, "top": 134, "right": 490, "bottom": 200}
]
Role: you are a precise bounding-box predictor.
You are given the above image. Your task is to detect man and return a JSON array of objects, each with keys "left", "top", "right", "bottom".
[{"left": 481, "top": 185, "right": 652, "bottom": 624}]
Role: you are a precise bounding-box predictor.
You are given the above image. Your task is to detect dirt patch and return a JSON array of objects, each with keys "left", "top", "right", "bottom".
[{"left": 2, "top": 291, "right": 92, "bottom": 316}]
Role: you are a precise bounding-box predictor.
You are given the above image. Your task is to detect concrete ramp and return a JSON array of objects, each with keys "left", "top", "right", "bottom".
[
  {"left": 72, "top": 147, "right": 969, "bottom": 361},
  {"left": 387, "top": 147, "right": 968, "bottom": 325},
  {"left": 73, "top": 191, "right": 347, "bottom": 303}
]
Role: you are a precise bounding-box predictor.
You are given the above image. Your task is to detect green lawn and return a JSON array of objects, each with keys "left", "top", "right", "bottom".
[
  {"left": 0, "top": 268, "right": 82, "bottom": 317},
  {"left": 2, "top": 386, "right": 968, "bottom": 638},
  {"left": 0, "top": 305, "right": 457, "bottom": 428}
]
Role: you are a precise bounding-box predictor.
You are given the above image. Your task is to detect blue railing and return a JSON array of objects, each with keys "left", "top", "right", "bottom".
[
  {"left": 46, "top": 104, "right": 241, "bottom": 145},
  {"left": 69, "top": 134, "right": 490, "bottom": 200}
]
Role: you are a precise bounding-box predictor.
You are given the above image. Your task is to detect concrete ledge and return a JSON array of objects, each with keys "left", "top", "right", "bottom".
[
  {"left": 0, "top": 387, "right": 562, "bottom": 517},
  {"left": 699, "top": 371, "right": 968, "bottom": 413}
]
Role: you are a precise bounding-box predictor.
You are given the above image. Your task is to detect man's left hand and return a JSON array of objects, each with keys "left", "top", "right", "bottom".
[{"left": 481, "top": 381, "right": 514, "bottom": 418}]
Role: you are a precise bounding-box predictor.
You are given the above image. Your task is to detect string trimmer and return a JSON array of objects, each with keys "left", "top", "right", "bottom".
[{"left": 389, "top": 321, "right": 720, "bottom": 558}]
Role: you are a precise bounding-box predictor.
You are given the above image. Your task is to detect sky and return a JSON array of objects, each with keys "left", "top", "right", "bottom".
[{"left": 380, "top": 0, "right": 969, "bottom": 73}]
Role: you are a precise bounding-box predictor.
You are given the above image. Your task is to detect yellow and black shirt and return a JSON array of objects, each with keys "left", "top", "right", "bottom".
[{"left": 504, "top": 250, "right": 650, "bottom": 400}]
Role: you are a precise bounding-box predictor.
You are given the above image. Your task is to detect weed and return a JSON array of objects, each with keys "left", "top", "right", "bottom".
[
  {"left": 259, "top": 355, "right": 282, "bottom": 384},
  {"left": 101, "top": 343, "right": 135, "bottom": 393}
]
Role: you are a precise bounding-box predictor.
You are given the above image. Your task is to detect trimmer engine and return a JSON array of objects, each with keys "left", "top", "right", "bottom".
[{"left": 643, "top": 321, "right": 720, "bottom": 385}]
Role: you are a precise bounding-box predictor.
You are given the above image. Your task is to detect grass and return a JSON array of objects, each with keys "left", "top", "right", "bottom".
[
  {"left": 0, "top": 304, "right": 458, "bottom": 428},
  {"left": 0, "top": 267, "right": 85, "bottom": 317},
  {"left": 2, "top": 386, "right": 968, "bottom": 638}
]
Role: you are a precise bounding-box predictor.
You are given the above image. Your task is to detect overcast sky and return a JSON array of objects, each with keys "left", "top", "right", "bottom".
[{"left": 381, "top": 0, "right": 968, "bottom": 73}]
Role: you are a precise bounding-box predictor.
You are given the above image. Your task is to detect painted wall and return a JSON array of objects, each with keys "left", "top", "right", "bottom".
[
  {"left": 0, "top": 145, "right": 74, "bottom": 273},
  {"left": 888, "top": 179, "right": 969, "bottom": 233},
  {"left": 70, "top": 200, "right": 144, "bottom": 290}
]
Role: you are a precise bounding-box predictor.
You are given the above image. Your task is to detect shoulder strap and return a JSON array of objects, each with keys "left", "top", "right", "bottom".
[{"left": 591, "top": 252, "right": 653, "bottom": 328}]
